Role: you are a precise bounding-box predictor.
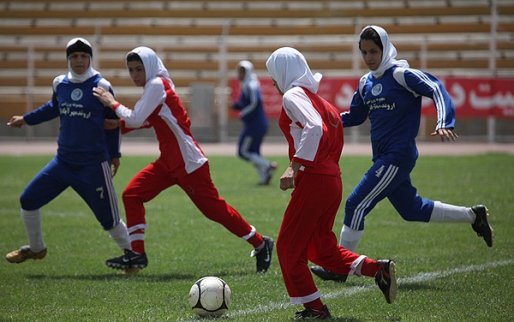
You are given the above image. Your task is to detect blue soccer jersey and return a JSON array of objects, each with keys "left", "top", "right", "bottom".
[
  {"left": 342, "top": 66, "right": 456, "bottom": 163},
  {"left": 233, "top": 79, "right": 269, "bottom": 132},
  {"left": 23, "top": 74, "right": 120, "bottom": 165},
  {"left": 20, "top": 73, "right": 121, "bottom": 229}
]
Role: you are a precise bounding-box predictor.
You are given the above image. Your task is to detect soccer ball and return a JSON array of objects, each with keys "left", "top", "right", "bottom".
[{"left": 188, "top": 276, "right": 231, "bottom": 317}]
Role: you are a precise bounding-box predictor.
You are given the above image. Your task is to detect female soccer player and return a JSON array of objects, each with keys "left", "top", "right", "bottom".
[
  {"left": 232, "top": 60, "right": 277, "bottom": 185},
  {"left": 266, "top": 47, "right": 397, "bottom": 319},
  {"left": 5, "top": 38, "right": 131, "bottom": 265},
  {"left": 93, "top": 47, "right": 273, "bottom": 273},
  {"left": 311, "top": 25, "right": 493, "bottom": 282}
]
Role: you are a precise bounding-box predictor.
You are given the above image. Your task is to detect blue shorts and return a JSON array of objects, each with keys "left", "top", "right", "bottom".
[
  {"left": 344, "top": 155, "right": 434, "bottom": 230},
  {"left": 19, "top": 157, "right": 120, "bottom": 230}
]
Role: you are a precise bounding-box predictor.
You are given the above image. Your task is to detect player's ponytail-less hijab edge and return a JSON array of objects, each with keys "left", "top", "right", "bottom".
[
  {"left": 125, "top": 46, "right": 174, "bottom": 88},
  {"left": 237, "top": 60, "right": 260, "bottom": 86},
  {"left": 265, "top": 47, "right": 322, "bottom": 95},
  {"left": 65, "top": 37, "right": 98, "bottom": 83},
  {"left": 360, "top": 25, "right": 409, "bottom": 78}
]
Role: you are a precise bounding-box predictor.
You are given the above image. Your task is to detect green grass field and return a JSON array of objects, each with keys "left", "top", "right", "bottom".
[{"left": 1, "top": 153, "right": 513, "bottom": 321}]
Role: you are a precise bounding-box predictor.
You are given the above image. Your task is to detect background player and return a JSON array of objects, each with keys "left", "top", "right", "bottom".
[
  {"left": 266, "top": 47, "right": 397, "bottom": 320},
  {"left": 5, "top": 38, "right": 131, "bottom": 265},
  {"left": 232, "top": 60, "right": 277, "bottom": 185},
  {"left": 311, "top": 25, "right": 494, "bottom": 282},
  {"left": 93, "top": 46, "right": 274, "bottom": 273}
]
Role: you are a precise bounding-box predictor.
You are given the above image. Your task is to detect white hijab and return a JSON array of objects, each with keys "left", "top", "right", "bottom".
[
  {"left": 127, "top": 46, "right": 174, "bottom": 89},
  {"left": 237, "top": 60, "right": 259, "bottom": 87},
  {"left": 362, "top": 25, "right": 409, "bottom": 78},
  {"left": 265, "top": 47, "right": 322, "bottom": 94},
  {"left": 66, "top": 37, "right": 99, "bottom": 83}
]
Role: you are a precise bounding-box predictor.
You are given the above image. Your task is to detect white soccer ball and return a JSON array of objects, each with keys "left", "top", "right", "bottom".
[{"left": 188, "top": 276, "right": 231, "bottom": 317}]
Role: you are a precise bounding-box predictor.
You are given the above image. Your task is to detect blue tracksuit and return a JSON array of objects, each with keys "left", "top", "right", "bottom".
[
  {"left": 20, "top": 74, "right": 121, "bottom": 230},
  {"left": 233, "top": 79, "right": 269, "bottom": 159},
  {"left": 341, "top": 66, "right": 456, "bottom": 230}
]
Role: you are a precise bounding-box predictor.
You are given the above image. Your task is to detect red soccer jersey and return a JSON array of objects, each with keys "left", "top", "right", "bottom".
[
  {"left": 278, "top": 86, "right": 344, "bottom": 176},
  {"left": 116, "top": 76, "right": 208, "bottom": 177}
]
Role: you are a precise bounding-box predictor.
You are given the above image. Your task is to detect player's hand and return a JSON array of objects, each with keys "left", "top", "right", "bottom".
[
  {"left": 280, "top": 162, "right": 301, "bottom": 191},
  {"left": 6, "top": 115, "right": 25, "bottom": 128},
  {"left": 111, "top": 158, "right": 120, "bottom": 177},
  {"left": 430, "top": 128, "right": 458, "bottom": 142},
  {"left": 104, "top": 119, "right": 120, "bottom": 130},
  {"left": 280, "top": 168, "right": 295, "bottom": 191},
  {"left": 93, "top": 87, "right": 117, "bottom": 108}
]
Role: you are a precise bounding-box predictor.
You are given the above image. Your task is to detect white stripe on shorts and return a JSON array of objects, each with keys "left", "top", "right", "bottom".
[{"left": 350, "top": 164, "right": 398, "bottom": 229}]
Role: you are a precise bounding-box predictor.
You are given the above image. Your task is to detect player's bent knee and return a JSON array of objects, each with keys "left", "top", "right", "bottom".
[{"left": 19, "top": 194, "right": 42, "bottom": 211}]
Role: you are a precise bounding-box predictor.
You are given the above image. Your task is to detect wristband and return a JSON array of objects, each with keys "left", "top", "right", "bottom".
[{"left": 112, "top": 102, "right": 121, "bottom": 110}]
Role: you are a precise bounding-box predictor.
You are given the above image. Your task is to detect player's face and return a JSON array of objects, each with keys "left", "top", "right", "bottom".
[
  {"left": 360, "top": 39, "right": 382, "bottom": 71},
  {"left": 237, "top": 67, "right": 246, "bottom": 81},
  {"left": 127, "top": 60, "right": 146, "bottom": 87},
  {"left": 272, "top": 79, "right": 284, "bottom": 95},
  {"left": 68, "top": 52, "right": 90, "bottom": 75}
]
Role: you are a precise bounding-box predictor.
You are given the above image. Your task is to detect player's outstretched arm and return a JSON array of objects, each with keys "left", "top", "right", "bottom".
[{"left": 6, "top": 115, "right": 25, "bottom": 128}]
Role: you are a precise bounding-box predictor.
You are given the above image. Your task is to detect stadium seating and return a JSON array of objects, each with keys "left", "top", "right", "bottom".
[{"left": 0, "top": 0, "right": 513, "bottom": 138}]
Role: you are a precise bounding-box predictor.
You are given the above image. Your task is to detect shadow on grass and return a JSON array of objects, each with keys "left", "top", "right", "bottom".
[
  {"left": 25, "top": 268, "right": 256, "bottom": 282},
  {"left": 26, "top": 272, "right": 196, "bottom": 282},
  {"left": 397, "top": 282, "right": 439, "bottom": 291}
]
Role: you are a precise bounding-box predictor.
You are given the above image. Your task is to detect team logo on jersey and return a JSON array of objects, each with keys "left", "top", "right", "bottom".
[
  {"left": 71, "top": 88, "right": 83, "bottom": 101},
  {"left": 375, "top": 165, "right": 385, "bottom": 178},
  {"left": 371, "top": 84, "right": 382, "bottom": 96}
]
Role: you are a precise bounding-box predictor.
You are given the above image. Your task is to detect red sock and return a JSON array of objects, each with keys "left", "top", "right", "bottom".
[
  {"left": 131, "top": 239, "right": 145, "bottom": 254},
  {"left": 129, "top": 228, "right": 145, "bottom": 254},
  {"left": 247, "top": 233, "right": 264, "bottom": 249},
  {"left": 360, "top": 258, "right": 379, "bottom": 277},
  {"left": 304, "top": 298, "right": 324, "bottom": 311}
]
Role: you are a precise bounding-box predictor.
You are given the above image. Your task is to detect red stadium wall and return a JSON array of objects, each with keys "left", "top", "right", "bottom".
[{"left": 230, "top": 77, "right": 514, "bottom": 119}]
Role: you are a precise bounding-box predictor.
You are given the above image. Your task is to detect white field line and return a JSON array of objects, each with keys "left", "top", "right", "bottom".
[{"left": 179, "top": 259, "right": 514, "bottom": 321}]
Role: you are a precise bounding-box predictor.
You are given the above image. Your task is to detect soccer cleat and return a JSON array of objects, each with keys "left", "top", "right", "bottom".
[
  {"left": 471, "top": 205, "right": 493, "bottom": 247},
  {"left": 294, "top": 305, "right": 331, "bottom": 320},
  {"left": 105, "top": 249, "right": 148, "bottom": 271},
  {"left": 375, "top": 260, "right": 397, "bottom": 304},
  {"left": 252, "top": 236, "right": 274, "bottom": 273},
  {"left": 310, "top": 265, "right": 348, "bottom": 282},
  {"left": 5, "top": 245, "right": 47, "bottom": 264},
  {"left": 259, "top": 161, "right": 278, "bottom": 185}
]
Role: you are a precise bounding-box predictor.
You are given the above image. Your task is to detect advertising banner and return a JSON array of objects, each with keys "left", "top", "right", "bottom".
[{"left": 230, "top": 77, "right": 514, "bottom": 119}]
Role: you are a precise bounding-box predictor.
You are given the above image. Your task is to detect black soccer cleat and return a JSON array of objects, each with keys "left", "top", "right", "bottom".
[
  {"left": 310, "top": 265, "right": 348, "bottom": 282},
  {"left": 106, "top": 249, "right": 148, "bottom": 270},
  {"left": 471, "top": 205, "right": 493, "bottom": 247},
  {"left": 252, "top": 236, "right": 274, "bottom": 273},
  {"left": 375, "top": 260, "right": 397, "bottom": 304},
  {"left": 294, "top": 305, "right": 331, "bottom": 320}
]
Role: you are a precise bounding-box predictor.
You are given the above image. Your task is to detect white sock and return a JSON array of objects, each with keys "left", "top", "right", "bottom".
[
  {"left": 349, "top": 255, "right": 367, "bottom": 276},
  {"left": 108, "top": 220, "right": 131, "bottom": 250},
  {"left": 339, "top": 224, "right": 364, "bottom": 252},
  {"left": 21, "top": 208, "right": 46, "bottom": 252},
  {"left": 430, "top": 201, "right": 475, "bottom": 223}
]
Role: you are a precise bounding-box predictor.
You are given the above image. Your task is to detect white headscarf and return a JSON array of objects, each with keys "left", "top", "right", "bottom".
[
  {"left": 66, "top": 37, "right": 99, "bottom": 83},
  {"left": 265, "top": 47, "right": 322, "bottom": 94},
  {"left": 237, "top": 60, "right": 259, "bottom": 87},
  {"left": 362, "top": 25, "right": 409, "bottom": 78},
  {"left": 127, "top": 46, "right": 174, "bottom": 88}
]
